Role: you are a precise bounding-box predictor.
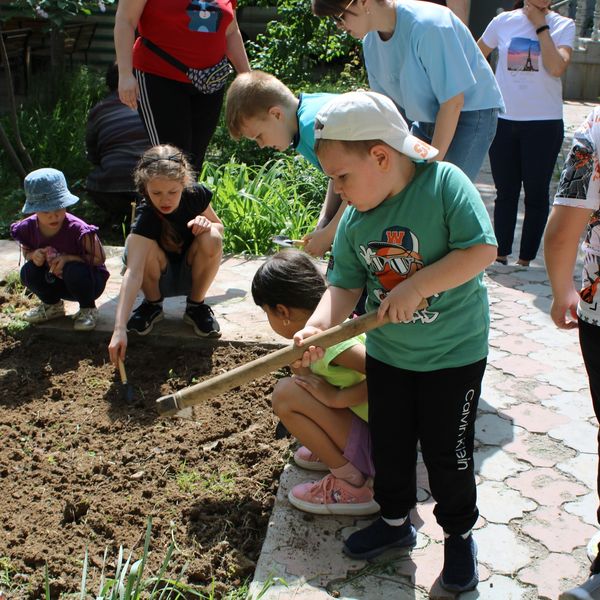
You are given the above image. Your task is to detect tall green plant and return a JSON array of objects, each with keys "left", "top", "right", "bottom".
[{"left": 202, "top": 157, "right": 326, "bottom": 255}]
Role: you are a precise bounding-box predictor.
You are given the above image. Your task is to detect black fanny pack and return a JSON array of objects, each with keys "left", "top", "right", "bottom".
[{"left": 141, "top": 38, "right": 232, "bottom": 94}]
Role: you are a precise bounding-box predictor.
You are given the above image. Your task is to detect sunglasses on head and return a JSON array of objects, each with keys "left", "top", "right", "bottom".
[
  {"left": 140, "top": 152, "right": 184, "bottom": 167},
  {"left": 331, "top": 0, "right": 358, "bottom": 24}
]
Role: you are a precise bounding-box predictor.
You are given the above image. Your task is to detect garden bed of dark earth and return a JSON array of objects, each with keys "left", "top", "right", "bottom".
[{"left": 0, "top": 289, "right": 290, "bottom": 598}]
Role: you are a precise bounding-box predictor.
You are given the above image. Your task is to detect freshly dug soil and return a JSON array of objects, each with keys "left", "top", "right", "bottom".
[{"left": 0, "top": 292, "right": 290, "bottom": 597}]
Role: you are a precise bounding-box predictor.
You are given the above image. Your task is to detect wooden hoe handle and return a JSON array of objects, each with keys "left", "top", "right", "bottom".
[{"left": 155, "top": 310, "right": 389, "bottom": 416}]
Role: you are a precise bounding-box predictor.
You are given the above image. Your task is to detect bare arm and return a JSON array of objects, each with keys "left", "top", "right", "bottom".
[
  {"left": 431, "top": 92, "right": 464, "bottom": 163},
  {"left": 380, "top": 244, "right": 497, "bottom": 323},
  {"left": 303, "top": 197, "right": 348, "bottom": 258},
  {"left": 477, "top": 38, "right": 494, "bottom": 59},
  {"left": 108, "top": 234, "right": 152, "bottom": 363},
  {"left": 330, "top": 340, "right": 366, "bottom": 374},
  {"left": 225, "top": 14, "right": 251, "bottom": 73},
  {"left": 447, "top": 0, "right": 470, "bottom": 25},
  {"left": 544, "top": 205, "right": 591, "bottom": 329},
  {"left": 114, "top": 0, "right": 146, "bottom": 110},
  {"left": 524, "top": 4, "right": 572, "bottom": 77},
  {"left": 81, "top": 233, "right": 106, "bottom": 266}
]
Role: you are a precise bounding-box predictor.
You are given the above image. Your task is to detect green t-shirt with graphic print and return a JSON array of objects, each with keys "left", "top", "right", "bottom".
[{"left": 327, "top": 161, "right": 496, "bottom": 372}]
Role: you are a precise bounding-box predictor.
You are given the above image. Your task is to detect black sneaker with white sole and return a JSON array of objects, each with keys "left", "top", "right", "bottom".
[
  {"left": 127, "top": 301, "right": 164, "bottom": 335},
  {"left": 183, "top": 303, "right": 221, "bottom": 338}
]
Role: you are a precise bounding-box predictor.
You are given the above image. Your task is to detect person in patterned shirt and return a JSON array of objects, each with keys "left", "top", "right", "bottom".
[{"left": 545, "top": 107, "right": 600, "bottom": 599}]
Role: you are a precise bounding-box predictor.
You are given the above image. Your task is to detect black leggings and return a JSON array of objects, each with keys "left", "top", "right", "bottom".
[
  {"left": 21, "top": 261, "right": 107, "bottom": 309},
  {"left": 366, "top": 354, "right": 486, "bottom": 535},
  {"left": 578, "top": 318, "right": 600, "bottom": 524},
  {"left": 135, "top": 70, "right": 225, "bottom": 172},
  {"left": 489, "top": 118, "right": 564, "bottom": 261}
]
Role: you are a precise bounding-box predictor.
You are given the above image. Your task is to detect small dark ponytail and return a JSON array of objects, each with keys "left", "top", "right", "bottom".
[{"left": 513, "top": 1, "right": 524, "bottom": 8}]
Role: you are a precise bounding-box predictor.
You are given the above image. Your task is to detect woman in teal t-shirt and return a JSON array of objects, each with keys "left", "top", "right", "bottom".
[{"left": 252, "top": 250, "right": 377, "bottom": 516}]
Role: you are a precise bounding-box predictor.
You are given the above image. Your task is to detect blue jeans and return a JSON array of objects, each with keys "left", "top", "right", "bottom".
[
  {"left": 411, "top": 108, "right": 499, "bottom": 182},
  {"left": 489, "top": 118, "right": 564, "bottom": 261}
]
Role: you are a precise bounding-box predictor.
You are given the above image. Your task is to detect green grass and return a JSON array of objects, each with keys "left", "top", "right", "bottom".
[{"left": 40, "top": 518, "right": 285, "bottom": 599}]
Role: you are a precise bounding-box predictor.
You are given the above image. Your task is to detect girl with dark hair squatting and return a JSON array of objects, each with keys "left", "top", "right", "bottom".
[{"left": 252, "top": 250, "right": 378, "bottom": 516}]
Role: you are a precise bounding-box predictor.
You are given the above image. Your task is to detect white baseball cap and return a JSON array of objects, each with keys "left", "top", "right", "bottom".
[{"left": 314, "top": 91, "right": 438, "bottom": 162}]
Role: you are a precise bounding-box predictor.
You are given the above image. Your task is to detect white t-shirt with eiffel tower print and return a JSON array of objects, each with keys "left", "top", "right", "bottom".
[{"left": 481, "top": 9, "right": 575, "bottom": 121}]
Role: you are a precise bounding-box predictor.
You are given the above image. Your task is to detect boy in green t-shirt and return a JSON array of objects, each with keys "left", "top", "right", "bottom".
[
  {"left": 225, "top": 70, "right": 341, "bottom": 257},
  {"left": 293, "top": 91, "right": 497, "bottom": 594}
]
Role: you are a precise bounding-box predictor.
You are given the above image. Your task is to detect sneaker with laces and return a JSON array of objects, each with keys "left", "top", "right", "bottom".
[
  {"left": 293, "top": 446, "right": 329, "bottom": 471},
  {"left": 23, "top": 300, "right": 65, "bottom": 323},
  {"left": 560, "top": 574, "right": 600, "bottom": 600},
  {"left": 440, "top": 533, "right": 479, "bottom": 593},
  {"left": 183, "top": 302, "right": 221, "bottom": 338},
  {"left": 73, "top": 308, "right": 98, "bottom": 331},
  {"left": 127, "top": 301, "right": 164, "bottom": 335},
  {"left": 343, "top": 515, "right": 417, "bottom": 559},
  {"left": 288, "top": 473, "right": 379, "bottom": 516}
]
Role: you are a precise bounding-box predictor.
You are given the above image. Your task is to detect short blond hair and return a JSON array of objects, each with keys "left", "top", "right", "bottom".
[{"left": 225, "top": 70, "right": 297, "bottom": 140}]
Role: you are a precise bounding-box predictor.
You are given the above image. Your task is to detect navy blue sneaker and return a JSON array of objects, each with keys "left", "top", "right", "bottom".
[
  {"left": 343, "top": 516, "right": 417, "bottom": 560},
  {"left": 440, "top": 533, "right": 479, "bottom": 593},
  {"left": 127, "top": 300, "right": 164, "bottom": 335}
]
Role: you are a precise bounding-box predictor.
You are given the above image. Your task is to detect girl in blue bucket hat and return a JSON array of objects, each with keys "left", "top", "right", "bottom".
[{"left": 10, "top": 168, "right": 109, "bottom": 331}]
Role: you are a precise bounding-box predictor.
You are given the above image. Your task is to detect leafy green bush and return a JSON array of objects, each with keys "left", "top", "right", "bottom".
[
  {"left": 247, "top": 0, "right": 362, "bottom": 84},
  {"left": 202, "top": 157, "right": 326, "bottom": 255}
]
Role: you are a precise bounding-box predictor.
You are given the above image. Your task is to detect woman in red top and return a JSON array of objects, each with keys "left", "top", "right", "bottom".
[{"left": 115, "top": 0, "right": 251, "bottom": 171}]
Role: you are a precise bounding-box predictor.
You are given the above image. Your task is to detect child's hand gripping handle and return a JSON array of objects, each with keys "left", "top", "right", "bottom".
[{"left": 155, "top": 310, "right": 390, "bottom": 416}]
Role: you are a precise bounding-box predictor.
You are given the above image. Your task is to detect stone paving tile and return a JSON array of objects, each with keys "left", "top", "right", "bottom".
[
  {"left": 536, "top": 367, "right": 589, "bottom": 393},
  {"left": 565, "top": 491, "right": 599, "bottom": 527},
  {"left": 532, "top": 383, "right": 563, "bottom": 401},
  {"left": 476, "top": 524, "right": 533, "bottom": 573},
  {"left": 475, "top": 413, "right": 520, "bottom": 446},
  {"left": 549, "top": 420, "right": 600, "bottom": 454},
  {"left": 488, "top": 333, "right": 546, "bottom": 355},
  {"left": 519, "top": 553, "right": 583, "bottom": 600},
  {"left": 490, "top": 317, "right": 538, "bottom": 336},
  {"left": 489, "top": 301, "right": 531, "bottom": 318},
  {"left": 490, "top": 354, "right": 549, "bottom": 378},
  {"left": 557, "top": 454, "right": 599, "bottom": 491},
  {"left": 474, "top": 446, "right": 529, "bottom": 481},
  {"left": 521, "top": 506, "right": 598, "bottom": 553},
  {"left": 506, "top": 467, "right": 588, "bottom": 506},
  {"left": 522, "top": 323, "right": 580, "bottom": 349},
  {"left": 530, "top": 346, "right": 586, "bottom": 370},
  {"left": 502, "top": 402, "right": 570, "bottom": 433},
  {"left": 463, "top": 575, "right": 537, "bottom": 600},
  {"left": 541, "top": 390, "right": 594, "bottom": 422},
  {"left": 503, "top": 429, "right": 569, "bottom": 468},
  {"left": 477, "top": 480, "right": 537, "bottom": 523}
]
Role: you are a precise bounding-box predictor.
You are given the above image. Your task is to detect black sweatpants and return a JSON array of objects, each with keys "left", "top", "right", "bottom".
[
  {"left": 135, "top": 70, "right": 225, "bottom": 172},
  {"left": 21, "top": 261, "right": 107, "bottom": 309},
  {"left": 578, "top": 318, "right": 600, "bottom": 525},
  {"left": 366, "top": 354, "right": 486, "bottom": 535}
]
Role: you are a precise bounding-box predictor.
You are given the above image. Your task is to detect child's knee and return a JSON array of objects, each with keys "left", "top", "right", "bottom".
[
  {"left": 192, "top": 228, "right": 222, "bottom": 259},
  {"left": 271, "top": 377, "right": 295, "bottom": 416}
]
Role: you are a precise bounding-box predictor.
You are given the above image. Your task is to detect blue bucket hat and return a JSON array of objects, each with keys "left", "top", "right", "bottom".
[{"left": 22, "top": 168, "right": 79, "bottom": 214}]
